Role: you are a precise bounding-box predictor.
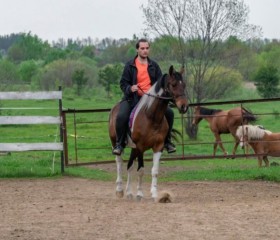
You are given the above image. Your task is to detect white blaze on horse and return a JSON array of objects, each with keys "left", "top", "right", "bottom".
[
  {"left": 235, "top": 124, "right": 279, "bottom": 167},
  {"left": 109, "top": 66, "right": 188, "bottom": 201}
]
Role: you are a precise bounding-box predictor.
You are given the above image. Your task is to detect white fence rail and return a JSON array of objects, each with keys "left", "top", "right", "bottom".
[{"left": 0, "top": 89, "right": 64, "bottom": 172}]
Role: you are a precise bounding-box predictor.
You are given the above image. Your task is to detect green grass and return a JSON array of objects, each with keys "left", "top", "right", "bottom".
[
  {"left": 1, "top": 88, "right": 280, "bottom": 182},
  {"left": 160, "top": 160, "right": 280, "bottom": 182}
]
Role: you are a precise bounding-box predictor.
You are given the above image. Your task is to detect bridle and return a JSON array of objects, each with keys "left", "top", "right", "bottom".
[
  {"left": 138, "top": 85, "right": 172, "bottom": 100},
  {"left": 137, "top": 77, "right": 186, "bottom": 102}
]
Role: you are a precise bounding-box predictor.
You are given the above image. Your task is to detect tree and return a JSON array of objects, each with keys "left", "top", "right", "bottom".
[
  {"left": 98, "top": 63, "right": 123, "bottom": 97},
  {"left": 141, "top": 0, "right": 262, "bottom": 138},
  {"left": 72, "top": 69, "right": 88, "bottom": 96},
  {"left": 81, "top": 45, "right": 96, "bottom": 59},
  {"left": 0, "top": 60, "right": 20, "bottom": 88},
  {"left": 18, "top": 60, "right": 38, "bottom": 83},
  {"left": 142, "top": 0, "right": 261, "bottom": 103},
  {"left": 7, "top": 32, "right": 50, "bottom": 62},
  {"left": 254, "top": 65, "right": 279, "bottom": 98},
  {"left": 37, "top": 59, "right": 98, "bottom": 91}
]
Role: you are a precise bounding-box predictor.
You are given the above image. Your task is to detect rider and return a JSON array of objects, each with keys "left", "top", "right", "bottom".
[{"left": 112, "top": 38, "right": 176, "bottom": 155}]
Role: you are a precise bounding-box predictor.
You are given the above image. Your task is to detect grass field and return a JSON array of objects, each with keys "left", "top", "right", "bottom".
[{"left": 1, "top": 88, "right": 280, "bottom": 182}]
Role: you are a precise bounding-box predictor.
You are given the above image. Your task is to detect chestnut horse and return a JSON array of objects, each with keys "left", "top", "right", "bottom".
[
  {"left": 236, "top": 125, "right": 277, "bottom": 167},
  {"left": 192, "top": 106, "right": 257, "bottom": 156},
  {"left": 109, "top": 66, "right": 188, "bottom": 201}
]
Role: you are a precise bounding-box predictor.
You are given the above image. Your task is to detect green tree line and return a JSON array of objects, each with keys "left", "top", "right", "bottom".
[{"left": 0, "top": 32, "right": 279, "bottom": 100}]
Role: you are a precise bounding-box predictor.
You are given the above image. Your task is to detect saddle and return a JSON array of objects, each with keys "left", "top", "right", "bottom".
[{"left": 125, "top": 105, "right": 138, "bottom": 148}]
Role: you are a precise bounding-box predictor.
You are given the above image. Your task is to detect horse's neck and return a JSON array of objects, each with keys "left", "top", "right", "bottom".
[
  {"left": 145, "top": 98, "right": 168, "bottom": 121},
  {"left": 135, "top": 84, "right": 168, "bottom": 122},
  {"left": 202, "top": 116, "right": 215, "bottom": 125}
]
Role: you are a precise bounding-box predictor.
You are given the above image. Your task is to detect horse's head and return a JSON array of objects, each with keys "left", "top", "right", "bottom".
[
  {"left": 192, "top": 106, "right": 203, "bottom": 126},
  {"left": 166, "top": 65, "right": 188, "bottom": 114},
  {"left": 236, "top": 125, "right": 249, "bottom": 149}
]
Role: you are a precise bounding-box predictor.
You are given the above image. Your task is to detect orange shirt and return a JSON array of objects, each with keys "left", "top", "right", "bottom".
[{"left": 135, "top": 58, "right": 151, "bottom": 96}]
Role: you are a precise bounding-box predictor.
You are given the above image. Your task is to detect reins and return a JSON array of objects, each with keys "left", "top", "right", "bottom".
[{"left": 137, "top": 85, "right": 172, "bottom": 100}]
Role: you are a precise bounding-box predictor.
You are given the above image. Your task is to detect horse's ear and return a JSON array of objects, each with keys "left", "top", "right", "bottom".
[{"left": 169, "top": 65, "right": 174, "bottom": 75}]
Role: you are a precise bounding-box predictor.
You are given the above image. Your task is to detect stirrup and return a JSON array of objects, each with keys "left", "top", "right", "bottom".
[
  {"left": 165, "top": 142, "right": 176, "bottom": 154},
  {"left": 112, "top": 145, "right": 123, "bottom": 155}
]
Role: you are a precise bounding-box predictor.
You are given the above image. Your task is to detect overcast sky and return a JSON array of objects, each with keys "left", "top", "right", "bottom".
[{"left": 0, "top": 0, "right": 279, "bottom": 42}]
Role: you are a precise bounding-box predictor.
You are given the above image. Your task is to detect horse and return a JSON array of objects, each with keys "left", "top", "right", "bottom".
[
  {"left": 192, "top": 106, "right": 257, "bottom": 157},
  {"left": 236, "top": 124, "right": 279, "bottom": 167},
  {"left": 109, "top": 65, "right": 188, "bottom": 201}
]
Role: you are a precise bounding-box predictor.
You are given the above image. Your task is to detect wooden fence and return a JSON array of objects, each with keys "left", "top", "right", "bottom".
[{"left": 0, "top": 88, "right": 64, "bottom": 172}]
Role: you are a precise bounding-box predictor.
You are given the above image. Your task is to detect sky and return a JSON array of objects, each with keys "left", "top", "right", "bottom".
[{"left": 0, "top": 0, "right": 279, "bottom": 42}]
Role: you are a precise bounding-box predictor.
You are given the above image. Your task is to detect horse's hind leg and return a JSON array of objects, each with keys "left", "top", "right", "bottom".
[
  {"left": 232, "top": 140, "right": 240, "bottom": 158},
  {"left": 136, "top": 153, "right": 144, "bottom": 201},
  {"left": 126, "top": 149, "right": 138, "bottom": 200},
  {"left": 126, "top": 161, "right": 134, "bottom": 200},
  {"left": 115, "top": 155, "right": 124, "bottom": 198}
]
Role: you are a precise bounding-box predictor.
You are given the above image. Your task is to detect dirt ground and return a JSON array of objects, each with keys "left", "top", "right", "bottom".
[{"left": 1, "top": 172, "right": 280, "bottom": 240}]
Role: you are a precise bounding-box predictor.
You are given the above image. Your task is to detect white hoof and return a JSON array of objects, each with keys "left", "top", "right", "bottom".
[
  {"left": 136, "top": 195, "right": 143, "bottom": 202},
  {"left": 126, "top": 193, "right": 133, "bottom": 200},
  {"left": 116, "top": 190, "right": 124, "bottom": 198}
]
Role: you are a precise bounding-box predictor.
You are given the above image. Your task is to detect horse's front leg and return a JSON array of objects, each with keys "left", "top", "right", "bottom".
[
  {"left": 151, "top": 152, "right": 162, "bottom": 200},
  {"left": 115, "top": 155, "right": 124, "bottom": 198},
  {"left": 263, "top": 156, "right": 270, "bottom": 167},
  {"left": 214, "top": 134, "right": 227, "bottom": 156},
  {"left": 136, "top": 167, "right": 144, "bottom": 201}
]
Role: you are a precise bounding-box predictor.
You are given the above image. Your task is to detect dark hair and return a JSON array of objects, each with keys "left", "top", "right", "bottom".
[{"left": 136, "top": 38, "right": 150, "bottom": 49}]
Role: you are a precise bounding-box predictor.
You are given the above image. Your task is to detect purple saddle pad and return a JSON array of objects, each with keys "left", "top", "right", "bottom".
[{"left": 129, "top": 105, "right": 138, "bottom": 129}]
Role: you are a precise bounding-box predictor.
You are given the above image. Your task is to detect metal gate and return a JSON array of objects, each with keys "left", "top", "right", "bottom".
[{"left": 62, "top": 98, "right": 280, "bottom": 166}]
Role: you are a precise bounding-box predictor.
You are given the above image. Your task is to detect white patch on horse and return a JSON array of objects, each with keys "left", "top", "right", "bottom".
[
  {"left": 131, "top": 83, "right": 163, "bottom": 132},
  {"left": 236, "top": 125, "right": 272, "bottom": 141}
]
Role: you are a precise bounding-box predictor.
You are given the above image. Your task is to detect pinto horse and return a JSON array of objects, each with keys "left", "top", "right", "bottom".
[
  {"left": 192, "top": 106, "right": 257, "bottom": 156},
  {"left": 109, "top": 66, "right": 188, "bottom": 201},
  {"left": 236, "top": 125, "right": 278, "bottom": 167}
]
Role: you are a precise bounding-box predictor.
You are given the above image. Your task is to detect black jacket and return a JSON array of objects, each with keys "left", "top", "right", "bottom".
[{"left": 120, "top": 55, "right": 162, "bottom": 108}]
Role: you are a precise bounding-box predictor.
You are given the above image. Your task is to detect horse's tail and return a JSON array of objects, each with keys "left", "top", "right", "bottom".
[
  {"left": 242, "top": 107, "right": 258, "bottom": 123},
  {"left": 171, "top": 129, "right": 182, "bottom": 142}
]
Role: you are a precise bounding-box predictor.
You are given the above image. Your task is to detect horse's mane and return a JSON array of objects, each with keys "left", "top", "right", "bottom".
[
  {"left": 136, "top": 74, "right": 166, "bottom": 112},
  {"left": 130, "top": 75, "right": 166, "bottom": 131},
  {"left": 199, "top": 107, "right": 222, "bottom": 116},
  {"left": 155, "top": 74, "right": 167, "bottom": 93},
  {"left": 236, "top": 125, "right": 272, "bottom": 140},
  {"left": 241, "top": 106, "right": 258, "bottom": 122}
]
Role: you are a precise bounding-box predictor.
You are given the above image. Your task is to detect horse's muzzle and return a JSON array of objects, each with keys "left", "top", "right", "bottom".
[{"left": 179, "top": 105, "right": 188, "bottom": 114}]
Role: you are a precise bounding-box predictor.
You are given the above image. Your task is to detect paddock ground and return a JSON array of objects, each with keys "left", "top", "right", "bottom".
[{"left": 0, "top": 176, "right": 280, "bottom": 240}]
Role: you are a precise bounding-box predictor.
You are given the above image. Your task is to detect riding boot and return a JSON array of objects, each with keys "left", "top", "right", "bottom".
[
  {"left": 164, "top": 132, "right": 176, "bottom": 154},
  {"left": 113, "top": 127, "right": 127, "bottom": 155},
  {"left": 113, "top": 101, "right": 131, "bottom": 156},
  {"left": 164, "top": 107, "right": 176, "bottom": 153}
]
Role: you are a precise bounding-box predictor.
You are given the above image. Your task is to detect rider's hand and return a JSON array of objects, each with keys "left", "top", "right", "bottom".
[{"left": 131, "top": 85, "right": 138, "bottom": 92}]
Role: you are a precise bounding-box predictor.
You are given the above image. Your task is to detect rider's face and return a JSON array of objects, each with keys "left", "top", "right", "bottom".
[{"left": 137, "top": 42, "right": 150, "bottom": 59}]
